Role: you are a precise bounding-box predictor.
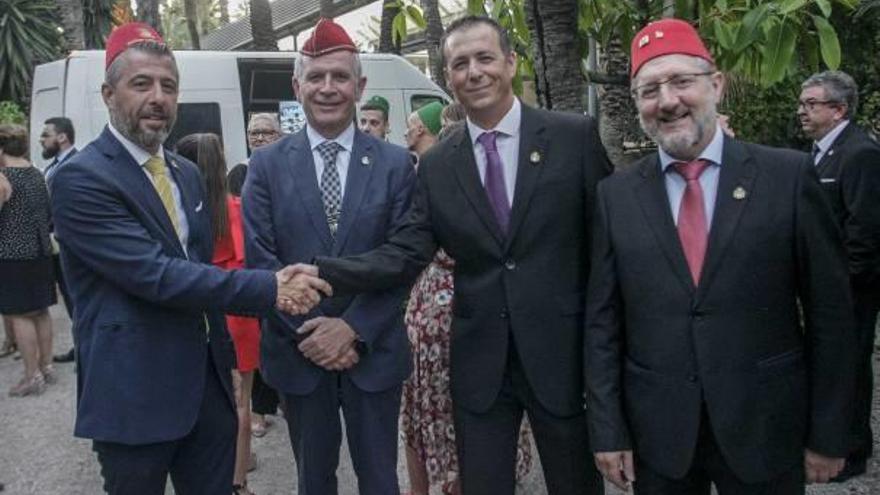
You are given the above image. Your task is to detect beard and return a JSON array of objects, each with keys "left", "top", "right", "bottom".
[
  {"left": 109, "top": 107, "right": 176, "bottom": 152},
  {"left": 641, "top": 105, "right": 717, "bottom": 161},
  {"left": 41, "top": 142, "right": 60, "bottom": 160}
]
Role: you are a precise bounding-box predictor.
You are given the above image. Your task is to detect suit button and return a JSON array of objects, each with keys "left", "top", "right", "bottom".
[
  {"left": 500, "top": 307, "right": 509, "bottom": 319},
  {"left": 504, "top": 259, "right": 516, "bottom": 270}
]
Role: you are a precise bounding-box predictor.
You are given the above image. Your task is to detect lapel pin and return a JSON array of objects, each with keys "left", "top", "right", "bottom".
[
  {"left": 827, "top": 149, "right": 834, "bottom": 156},
  {"left": 530, "top": 150, "right": 541, "bottom": 164},
  {"left": 732, "top": 186, "right": 747, "bottom": 200},
  {"left": 361, "top": 155, "right": 370, "bottom": 166}
]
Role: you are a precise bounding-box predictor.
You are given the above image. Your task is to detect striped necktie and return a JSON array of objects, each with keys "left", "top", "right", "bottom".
[{"left": 144, "top": 156, "right": 180, "bottom": 237}]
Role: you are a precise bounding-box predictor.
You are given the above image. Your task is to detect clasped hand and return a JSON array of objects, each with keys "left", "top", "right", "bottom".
[
  {"left": 297, "top": 316, "right": 360, "bottom": 371},
  {"left": 275, "top": 263, "right": 331, "bottom": 315}
]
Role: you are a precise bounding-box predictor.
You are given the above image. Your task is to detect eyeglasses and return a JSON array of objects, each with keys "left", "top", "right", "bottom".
[
  {"left": 796, "top": 99, "right": 838, "bottom": 111},
  {"left": 631, "top": 72, "right": 715, "bottom": 101},
  {"left": 248, "top": 130, "right": 279, "bottom": 139}
]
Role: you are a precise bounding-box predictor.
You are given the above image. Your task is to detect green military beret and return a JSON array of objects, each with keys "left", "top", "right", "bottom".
[
  {"left": 361, "top": 95, "right": 390, "bottom": 119},
  {"left": 416, "top": 101, "right": 445, "bottom": 136}
]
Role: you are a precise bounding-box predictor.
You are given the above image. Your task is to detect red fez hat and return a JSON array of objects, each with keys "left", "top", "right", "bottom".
[
  {"left": 630, "top": 18, "right": 714, "bottom": 78},
  {"left": 301, "top": 18, "right": 358, "bottom": 57},
  {"left": 105, "top": 22, "right": 165, "bottom": 70}
]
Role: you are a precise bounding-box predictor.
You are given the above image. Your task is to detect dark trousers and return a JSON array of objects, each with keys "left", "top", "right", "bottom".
[
  {"left": 252, "top": 368, "right": 280, "bottom": 415},
  {"left": 633, "top": 407, "right": 804, "bottom": 495},
  {"left": 53, "top": 253, "right": 73, "bottom": 318},
  {"left": 283, "top": 373, "right": 402, "bottom": 495},
  {"left": 850, "top": 292, "right": 880, "bottom": 460},
  {"left": 92, "top": 352, "right": 236, "bottom": 495},
  {"left": 453, "top": 342, "right": 602, "bottom": 495}
]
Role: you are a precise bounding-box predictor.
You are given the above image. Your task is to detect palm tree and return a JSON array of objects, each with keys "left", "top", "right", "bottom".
[
  {"left": 83, "top": 0, "right": 115, "bottom": 48},
  {"left": 378, "top": 0, "right": 400, "bottom": 54},
  {"left": 523, "top": 0, "right": 583, "bottom": 112},
  {"left": 58, "top": 0, "right": 86, "bottom": 52},
  {"left": 183, "top": 0, "right": 200, "bottom": 49},
  {"left": 421, "top": 0, "right": 445, "bottom": 90},
  {"left": 319, "top": 0, "right": 333, "bottom": 18},
  {"left": 218, "top": 0, "right": 229, "bottom": 23},
  {"left": 0, "top": 0, "right": 62, "bottom": 105},
  {"left": 249, "top": 0, "right": 277, "bottom": 51},
  {"left": 137, "top": 0, "right": 162, "bottom": 34}
]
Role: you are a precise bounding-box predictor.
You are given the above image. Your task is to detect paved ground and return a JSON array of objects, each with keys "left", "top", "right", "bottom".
[{"left": 1, "top": 304, "right": 878, "bottom": 494}]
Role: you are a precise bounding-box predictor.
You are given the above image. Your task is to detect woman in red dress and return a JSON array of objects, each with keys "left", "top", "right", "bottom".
[{"left": 176, "top": 133, "right": 259, "bottom": 495}]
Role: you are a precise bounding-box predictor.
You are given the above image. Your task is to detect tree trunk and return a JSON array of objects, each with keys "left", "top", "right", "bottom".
[
  {"left": 378, "top": 0, "right": 401, "bottom": 55},
  {"left": 58, "top": 0, "right": 86, "bottom": 52},
  {"left": 183, "top": 0, "right": 200, "bottom": 49},
  {"left": 597, "top": 38, "right": 647, "bottom": 169},
  {"left": 320, "top": 0, "right": 334, "bottom": 18},
  {"left": 136, "top": 0, "right": 162, "bottom": 35},
  {"left": 218, "top": 0, "right": 230, "bottom": 24},
  {"left": 421, "top": 0, "right": 446, "bottom": 90},
  {"left": 249, "top": 0, "right": 278, "bottom": 51},
  {"left": 523, "top": 0, "right": 583, "bottom": 112}
]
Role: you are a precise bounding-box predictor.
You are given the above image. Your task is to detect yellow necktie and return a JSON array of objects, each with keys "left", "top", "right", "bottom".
[{"left": 144, "top": 156, "right": 180, "bottom": 236}]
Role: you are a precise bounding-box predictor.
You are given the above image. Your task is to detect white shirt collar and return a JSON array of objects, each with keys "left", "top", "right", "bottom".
[
  {"left": 467, "top": 98, "right": 522, "bottom": 145},
  {"left": 54, "top": 146, "right": 75, "bottom": 164},
  {"left": 306, "top": 122, "right": 355, "bottom": 152},
  {"left": 815, "top": 120, "right": 850, "bottom": 154},
  {"left": 659, "top": 124, "right": 725, "bottom": 171},
  {"left": 108, "top": 123, "right": 167, "bottom": 167}
]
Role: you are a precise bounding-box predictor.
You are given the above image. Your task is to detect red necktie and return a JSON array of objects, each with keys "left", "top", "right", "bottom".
[{"left": 673, "top": 160, "right": 709, "bottom": 285}]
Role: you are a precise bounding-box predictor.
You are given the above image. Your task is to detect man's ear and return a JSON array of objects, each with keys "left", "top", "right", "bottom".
[
  {"left": 292, "top": 76, "right": 300, "bottom": 100},
  {"left": 101, "top": 82, "right": 113, "bottom": 107},
  {"left": 355, "top": 76, "right": 368, "bottom": 101}
]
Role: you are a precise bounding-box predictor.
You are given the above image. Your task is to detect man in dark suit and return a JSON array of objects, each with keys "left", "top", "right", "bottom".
[
  {"left": 241, "top": 18, "right": 415, "bottom": 495},
  {"left": 799, "top": 70, "right": 880, "bottom": 481},
  {"left": 39, "top": 116, "right": 78, "bottom": 362},
  {"left": 50, "top": 23, "right": 326, "bottom": 495},
  {"left": 586, "top": 19, "right": 858, "bottom": 494},
  {"left": 311, "top": 15, "right": 612, "bottom": 495}
]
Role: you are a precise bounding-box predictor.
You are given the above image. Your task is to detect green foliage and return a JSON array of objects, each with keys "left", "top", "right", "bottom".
[
  {"left": 722, "top": 76, "right": 808, "bottom": 147},
  {"left": 0, "top": 101, "right": 26, "bottom": 125},
  {"left": 578, "top": 0, "right": 858, "bottom": 87},
  {"left": 0, "top": 0, "right": 63, "bottom": 105},
  {"left": 387, "top": 0, "right": 427, "bottom": 46},
  {"left": 162, "top": 0, "right": 225, "bottom": 49},
  {"left": 83, "top": 0, "right": 114, "bottom": 49}
]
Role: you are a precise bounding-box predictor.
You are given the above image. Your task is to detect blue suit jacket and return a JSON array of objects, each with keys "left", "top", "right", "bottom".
[
  {"left": 242, "top": 128, "right": 415, "bottom": 395},
  {"left": 51, "top": 127, "right": 278, "bottom": 445}
]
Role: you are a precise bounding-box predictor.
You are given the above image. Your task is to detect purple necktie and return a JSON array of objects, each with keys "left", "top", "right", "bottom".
[{"left": 477, "top": 131, "right": 511, "bottom": 233}]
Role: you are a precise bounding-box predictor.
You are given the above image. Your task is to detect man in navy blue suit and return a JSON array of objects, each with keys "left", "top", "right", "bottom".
[
  {"left": 50, "top": 23, "right": 328, "bottom": 495},
  {"left": 241, "top": 18, "right": 415, "bottom": 495}
]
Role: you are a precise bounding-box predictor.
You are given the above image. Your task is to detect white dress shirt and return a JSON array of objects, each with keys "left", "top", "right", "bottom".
[
  {"left": 466, "top": 98, "right": 522, "bottom": 206},
  {"left": 812, "top": 120, "right": 849, "bottom": 165},
  {"left": 108, "top": 124, "right": 190, "bottom": 251},
  {"left": 658, "top": 124, "right": 724, "bottom": 229},
  {"left": 307, "top": 122, "right": 355, "bottom": 199}
]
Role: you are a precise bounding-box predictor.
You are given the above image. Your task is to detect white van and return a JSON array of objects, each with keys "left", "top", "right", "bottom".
[{"left": 30, "top": 50, "right": 449, "bottom": 168}]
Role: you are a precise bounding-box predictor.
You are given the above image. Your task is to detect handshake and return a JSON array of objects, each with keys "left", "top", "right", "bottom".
[
  {"left": 274, "top": 263, "right": 330, "bottom": 315},
  {"left": 273, "top": 264, "right": 360, "bottom": 371}
]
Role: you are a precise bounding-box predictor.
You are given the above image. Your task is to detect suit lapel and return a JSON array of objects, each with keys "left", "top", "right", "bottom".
[
  {"left": 287, "top": 131, "right": 333, "bottom": 250},
  {"left": 333, "top": 132, "right": 374, "bottom": 255},
  {"left": 165, "top": 152, "right": 196, "bottom": 259},
  {"left": 634, "top": 157, "right": 695, "bottom": 293},
  {"left": 815, "top": 123, "right": 853, "bottom": 177},
  {"left": 451, "top": 127, "right": 505, "bottom": 246},
  {"left": 697, "top": 137, "right": 757, "bottom": 295},
  {"left": 505, "top": 105, "right": 547, "bottom": 250},
  {"left": 97, "top": 128, "right": 185, "bottom": 256}
]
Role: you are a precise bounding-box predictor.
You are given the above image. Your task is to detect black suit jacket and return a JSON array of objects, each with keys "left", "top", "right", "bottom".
[
  {"left": 585, "top": 137, "right": 858, "bottom": 483},
  {"left": 815, "top": 123, "right": 880, "bottom": 298},
  {"left": 318, "top": 103, "right": 612, "bottom": 415}
]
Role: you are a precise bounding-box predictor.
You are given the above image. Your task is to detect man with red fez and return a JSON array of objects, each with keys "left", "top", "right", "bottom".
[
  {"left": 306, "top": 14, "right": 613, "bottom": 495},
  {"left": 585, "top": 18, "right": 858, "bottom": 494},
  {"left": 241, "top": 17, "right": 416, "bottom": 494},
  {"left": 49, "top": 21, "right": 329, "bottom": 495}
]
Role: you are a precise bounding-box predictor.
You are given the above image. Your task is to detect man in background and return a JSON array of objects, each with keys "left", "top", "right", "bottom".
[
  {"left": 359, "top": 95, "right": 390, "bottom": 140},
  {"left": 799, "top": 70, "right": 880, "bottom": 481},
  {"left": 39, "top": 117, "right": 78, "bottom": 363},
  {"left": 405, "top": 101, "right": 443, "bottom": 159}
]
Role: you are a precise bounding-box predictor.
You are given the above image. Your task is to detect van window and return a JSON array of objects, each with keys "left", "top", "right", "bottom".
[
  {"left": 411, "top": 94, "right": 446, "bottom": 112},
  {"left": 166, "top": 103, "right": 223, "bottom": 148}
]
